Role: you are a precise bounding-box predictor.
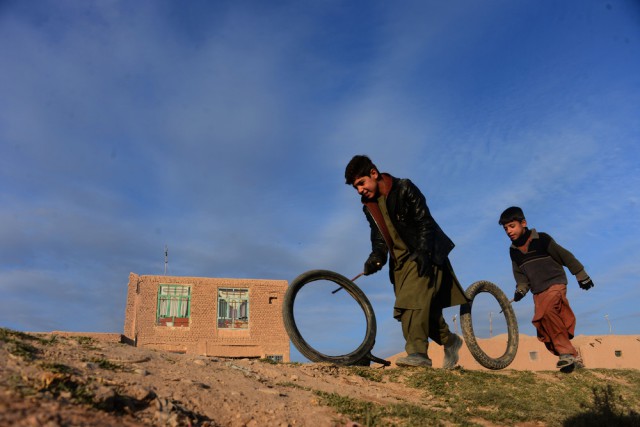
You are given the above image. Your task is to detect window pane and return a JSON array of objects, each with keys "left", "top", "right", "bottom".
[
  {"left": 218, "top": 288, "right": 249, "bottom": 329},
  {"left": 157, "top": 284, "right": 191, "bottom": 326}
]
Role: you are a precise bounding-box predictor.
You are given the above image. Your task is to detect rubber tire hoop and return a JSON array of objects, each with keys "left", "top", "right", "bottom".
[
  {"left": 282, "top": 270, "right": 379, "bottom": 366},
  {"left": 459, "top": 280, "right": 519, "bottom": 370},
  {"left": 283, "top": 272, "right": 518, "bottom": 369}
]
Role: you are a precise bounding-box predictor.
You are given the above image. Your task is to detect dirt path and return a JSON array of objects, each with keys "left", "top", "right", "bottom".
[{"left": 0, "top": 331, "right": 448, "bottom": 426}]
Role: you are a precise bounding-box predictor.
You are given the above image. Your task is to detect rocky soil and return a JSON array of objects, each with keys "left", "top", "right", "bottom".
[
  {"left": 0, "top": 330, "right": 426, "bottom": 426},
  {"left": 2, "top": 329, "right": 639, "bottom": 427}
]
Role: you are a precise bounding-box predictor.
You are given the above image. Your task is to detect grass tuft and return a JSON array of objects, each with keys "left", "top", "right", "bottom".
[
  {"left": 41, "top": 374, "right": 95, "bottom": 405},
  {"left": 350, "top": 366, "right": 384, "bottom": 382},
  {"left": 90, "top": 358, "right": 122, "bottom": 371},
  {"left": 315, "top": 390, "right": 447, "bottom": 426},
  {"left": 40, "top": 362, "right": 75, "bottom": 375},
  {"left": 71, "top": 336, "right": 99, "bottom": 350},
  {"left": 564, "top": 384, "right": 640, "bottom": 426}
]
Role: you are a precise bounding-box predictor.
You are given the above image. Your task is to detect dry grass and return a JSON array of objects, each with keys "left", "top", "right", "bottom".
[{"left": 316, "top": 365, "right": 640, "bottom": 426}]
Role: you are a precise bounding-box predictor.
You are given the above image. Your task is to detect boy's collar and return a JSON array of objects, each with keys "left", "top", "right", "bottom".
[
  {"left": 510, "top": 229, "right": 539, "bottom": 249},
  {"left": 512, "top": 228, "right": 531, "bottom": 247},
  {"left": 378, "top": 173, "right": 393, "bottom": 197}
]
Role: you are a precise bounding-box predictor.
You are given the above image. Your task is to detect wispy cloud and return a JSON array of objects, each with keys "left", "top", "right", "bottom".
[{"left": 1, "top": 1, "right": 638, "bottom": 362}]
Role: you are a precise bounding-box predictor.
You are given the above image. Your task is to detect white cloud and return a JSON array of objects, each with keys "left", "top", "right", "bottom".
[{"left": 0, "top": 1, "right": 638, "bottom": 350}]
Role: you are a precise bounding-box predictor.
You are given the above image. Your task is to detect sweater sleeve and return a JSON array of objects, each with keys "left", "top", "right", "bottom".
[
  {"left": 544, "top": 234, "right": 589, "bottom": 280},
  {"left": 511, "top": 260, "right": 530, "bottom": 294}
]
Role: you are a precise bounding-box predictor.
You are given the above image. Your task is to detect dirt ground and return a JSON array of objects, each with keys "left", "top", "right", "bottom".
[
  {"left": 3, "top": 331, "right": 638, "bottom": 427},
  {"left": 0, "top": 331, "right": 440, "bottom": 427}
]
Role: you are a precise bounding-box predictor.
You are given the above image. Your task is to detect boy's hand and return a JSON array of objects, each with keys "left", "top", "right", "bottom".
[
  {"left": 578, "top": 277, "right": 594, "bottom": 290},
  {"left": 513, "top": 290, "right": 526, "bottom": 302},
  {"left": 364, "top": 257, "right": 383, "bottom": 275}
]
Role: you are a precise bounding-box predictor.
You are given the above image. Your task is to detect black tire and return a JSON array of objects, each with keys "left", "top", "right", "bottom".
[
  {"left": 282, "top": 270, "right": 377, "bottom": 365},
  {"left": 460, "top": 280, "right": 519, "bottom": 370}
]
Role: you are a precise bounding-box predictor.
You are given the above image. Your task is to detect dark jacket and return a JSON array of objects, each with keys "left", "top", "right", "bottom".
[{"left": 363, "top": 175, "right": 455, "bottom": 284}]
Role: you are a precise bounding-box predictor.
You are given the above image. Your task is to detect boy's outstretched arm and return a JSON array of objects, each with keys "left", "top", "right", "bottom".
[{"left": 546, "top": 236, "right": 594, "bottom": 290}]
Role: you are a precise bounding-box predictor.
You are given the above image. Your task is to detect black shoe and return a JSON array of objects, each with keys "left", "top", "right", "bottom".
[{"left": 556, "top": 354, "right": 575, "bottom": 368}]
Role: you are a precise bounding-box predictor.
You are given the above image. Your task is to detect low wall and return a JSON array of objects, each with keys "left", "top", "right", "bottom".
[
  {"left": 386, "top": 334, "right": 640, "bottom": 370},
  {"left": 47, "top": 331, "right": 124, "bottom": 343}
]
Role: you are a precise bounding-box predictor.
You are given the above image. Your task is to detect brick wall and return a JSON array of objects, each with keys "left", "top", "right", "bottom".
[{"left": 124, "top": 273, "right": 290, "bottom": 361}]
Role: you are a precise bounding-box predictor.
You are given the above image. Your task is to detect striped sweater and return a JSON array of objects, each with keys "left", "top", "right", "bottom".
[{"left": 510, "top": 229, "right": 588, "bottom": 295}]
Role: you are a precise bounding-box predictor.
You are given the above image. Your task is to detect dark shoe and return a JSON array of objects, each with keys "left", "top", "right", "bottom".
[
  {"left": 396, "top": 353, "right": 432, "bottom": 368},
  {"left": 560, "top": 364, "right": 576, "bottom": 374},
  {"left": 562, "top": 361, "right": 584, "bottom": 373},
  {"left": 556, "top": 354, "right": 575, "bottom": 368},
  {"left": 443, "top": 334, "right": 463, "bottom": 369}
]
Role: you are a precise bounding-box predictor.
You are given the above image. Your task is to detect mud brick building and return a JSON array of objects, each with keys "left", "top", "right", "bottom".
[{"left": 123, "top": 273, "right": 290, "bottom": 362}]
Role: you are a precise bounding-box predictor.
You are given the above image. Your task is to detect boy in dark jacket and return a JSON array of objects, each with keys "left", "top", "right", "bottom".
[
  {"left": 345, "top": 155, "right": 468, "bottom": 368},
  {"left": 499, "top": 206, "right": 594, "bottom": 370}
]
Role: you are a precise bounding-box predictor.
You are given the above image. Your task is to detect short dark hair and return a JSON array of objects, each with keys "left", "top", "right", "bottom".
[
  {"left": 345, "top": 155, "right": 379, "bottom": 185},
  {"left": 499, "top": 206, "right": 526, "bottom": 225}
]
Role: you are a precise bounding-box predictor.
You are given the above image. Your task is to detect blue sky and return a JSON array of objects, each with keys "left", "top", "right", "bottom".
[{"left": 1, "top": 0, "right": 639, "bottom": 362}]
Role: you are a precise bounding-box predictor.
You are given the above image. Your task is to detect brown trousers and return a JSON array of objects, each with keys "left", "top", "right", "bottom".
[{"left": 532, "top": 284, "right": 577, "bottom": 357}]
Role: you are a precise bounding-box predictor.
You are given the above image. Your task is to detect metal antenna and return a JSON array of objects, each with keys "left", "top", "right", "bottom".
[
  {"left": 164, "top": 245, "right": 168, "bottom": 275},
  {"left": 452, "top": 314, "right": 458, "bottom": 334}
]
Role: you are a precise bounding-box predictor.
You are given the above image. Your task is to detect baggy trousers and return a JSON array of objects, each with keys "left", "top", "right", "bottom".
[
  {"left": 532, "top": 284, "right": 577, "bottom": 357},
  {"left": 394, "top": 262, "right": 451, "bottom": 355}
]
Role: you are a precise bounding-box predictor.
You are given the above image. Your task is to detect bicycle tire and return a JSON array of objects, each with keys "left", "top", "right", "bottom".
[
  {"left": 460, "top": 280, "right": 519, "bottom": 370},
  {"left": 282, "top": 270, "right": 377, "bottom": 365}
]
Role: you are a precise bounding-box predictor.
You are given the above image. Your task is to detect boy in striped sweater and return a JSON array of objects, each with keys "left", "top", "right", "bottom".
[{"left": 499, "top": 206, "right": 594, "bottom": 371}]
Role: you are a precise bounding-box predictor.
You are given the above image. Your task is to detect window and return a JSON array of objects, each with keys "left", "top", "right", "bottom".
[
  {"left": 218, "top": 288, "right": 249, "bottom": 329},
  {"left": 157, "top": 284, "right": 191, "bottom": 327},
  {"left": 615, "top": 350, "right": 622, "bottom": 357},
  {"left": 266, "top": 355, "right": 283, "bottom": 362},
  {"left": 529, "top": 351, "right": 538, "bottom": 361}
]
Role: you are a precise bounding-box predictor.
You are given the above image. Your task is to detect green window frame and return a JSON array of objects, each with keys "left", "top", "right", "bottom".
[
  {"left": 218, "top": 288, "right": 249, "bottom": 329},
  {"left": 157, "top": 284, "right": 191, "bottom": 327}
]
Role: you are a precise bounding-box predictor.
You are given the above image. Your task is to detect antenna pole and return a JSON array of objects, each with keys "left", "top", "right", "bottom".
[
  {"left": 164, "top": 245, "right": 168, "bottom": 275},
  {"left": 605, "top": 314, "right": 612, "bottom": 334}
]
